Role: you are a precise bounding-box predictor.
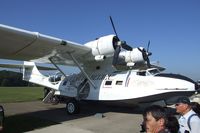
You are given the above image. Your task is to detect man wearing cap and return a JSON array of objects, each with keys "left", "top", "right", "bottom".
[{"left": 175, "top": 96, "right": 200, "bottom": 133}]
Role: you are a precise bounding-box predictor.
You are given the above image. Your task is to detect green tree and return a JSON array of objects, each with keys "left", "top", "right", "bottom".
[{"left": 1, "top": 79, "right": 10, "bottom": 86}]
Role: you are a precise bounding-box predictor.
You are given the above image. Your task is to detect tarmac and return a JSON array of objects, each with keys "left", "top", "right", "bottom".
[
  {"left": 2, "top": 93, "right": 200, "bottom": 133},
  {"left": 2, "top": 101, "right": 143, "bottom": 133}
]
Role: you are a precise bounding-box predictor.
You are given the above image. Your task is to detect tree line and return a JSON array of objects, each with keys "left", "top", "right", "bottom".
[{"left": 0, "top": 70, "right": 37, "bottom": 86}]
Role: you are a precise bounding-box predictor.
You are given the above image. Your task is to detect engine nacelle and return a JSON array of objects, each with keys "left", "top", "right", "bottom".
[
  {"left": 120, "top": 47, "right": 145, "bottom": 65},
  {"left": 84, "top": 35, "right": 118, "bottom": 58}
]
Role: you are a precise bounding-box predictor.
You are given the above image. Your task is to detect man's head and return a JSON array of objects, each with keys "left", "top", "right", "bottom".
[
  {"left": 143, "top": 105, "right": 167, "bottom": 133},
  {"left": 175, "top": 96, "right": 191, "bottom": 115}
]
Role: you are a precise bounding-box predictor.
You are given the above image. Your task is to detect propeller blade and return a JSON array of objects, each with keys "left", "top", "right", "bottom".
[
  {"left": 138, "top": 47, "right": 148, "bottom": 61},
  {"left": 146, "top": 57, "right": 151, "bottom": 68},
  {"left": 148, "top": 52, "right": 152, "bottom": 56},
  {"left": 109, "top": 16, "right": 133, "bottom": 51},
  {"left": 112, "top": 46, "right": 121, "bottom": 65},
  {"left": 146, "top": 40, "right": 152, "bottom": 56},
  {"left": 109, "top": 16, "right": 133, "bottom": 66},
  {"left": 137, "top": 47, "right": 142, "bottom": 52},
  {"left": 138, "top": 45, "right": 152, "bottom": 68},
  {"left": 121, "top": 41, "right": 132, "bottom": 51},
  {"left": 109, "top": 16, "right": 119, "bottom": 37},
  {"left": 147, "top": 40, "right": 150, "bottom": 52}
]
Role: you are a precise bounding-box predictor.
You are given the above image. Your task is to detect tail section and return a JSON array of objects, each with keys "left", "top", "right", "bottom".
[{"left": 22, "top": 61, "right": 60, "bottom": 90}]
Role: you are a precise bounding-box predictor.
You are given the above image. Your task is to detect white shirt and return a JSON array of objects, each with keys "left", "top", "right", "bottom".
[{"left": 178, "top": 109, "right": 200, "bottom": 133}]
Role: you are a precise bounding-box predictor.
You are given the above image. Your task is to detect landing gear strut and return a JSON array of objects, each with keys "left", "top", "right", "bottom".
[{"left": 43, "top": 87, "right": 59, "bottom": 104}]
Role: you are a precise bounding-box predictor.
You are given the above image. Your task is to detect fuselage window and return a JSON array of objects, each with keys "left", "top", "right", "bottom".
[
  {"left": 116, "top": 81, "right": 123, "bottom": 85},
  {"left": 105, "top": 81, "right": 112, "bottom": 85}
]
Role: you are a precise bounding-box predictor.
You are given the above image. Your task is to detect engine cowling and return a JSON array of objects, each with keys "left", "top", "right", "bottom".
[
  {"left": 84, "top": 35, "right": 118, "bottom": 59},
  {"left": 119, "top": 47, "right": 145, "bottom": 66}
]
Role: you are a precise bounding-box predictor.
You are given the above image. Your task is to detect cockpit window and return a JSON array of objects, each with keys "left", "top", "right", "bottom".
[
  {"left": 137, "top": 71, "right": 146, "bottom": 76},
  {"left": 148, "top": 69, "right": 160, "bottom": 75},
  {"left": 136, "top": 68, "right": 160, "bottom": 76}
]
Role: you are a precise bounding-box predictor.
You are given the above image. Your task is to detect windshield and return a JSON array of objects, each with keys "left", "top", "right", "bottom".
[{"left": 148, "top": 68, "right": 160, "bottom": 75}]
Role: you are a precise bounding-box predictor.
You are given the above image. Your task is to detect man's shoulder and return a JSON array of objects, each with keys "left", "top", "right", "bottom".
[
  {"left": 187, "top": 112, "right": 200, "bottom": 131},
  {"left": 189, "top": 114, "right": 200, "bottom": 122},
  {"left": 184, "top": 110, "right": 196, "bottom": 119}
]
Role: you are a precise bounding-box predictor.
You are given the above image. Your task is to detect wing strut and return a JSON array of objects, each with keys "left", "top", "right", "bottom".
[
  {"left": 68, "top": 53, "right": 96, "bottom": 89},
  {"left": 49, "top": 57, "right": 67, "bottom": 78}
]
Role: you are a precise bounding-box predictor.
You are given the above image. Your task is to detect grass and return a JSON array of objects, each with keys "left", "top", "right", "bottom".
[
  {"left": 0, "top": 87, "right": 44, "bottom": 103},
  {"left": 0, "top": 87, "right": 59, "bottom": 133}
]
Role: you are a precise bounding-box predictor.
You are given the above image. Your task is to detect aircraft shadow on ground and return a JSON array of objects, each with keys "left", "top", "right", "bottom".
[
  {"left": 3, "top": 102, "right": 144, "bottom": 133},
  {"left": 3, "top": 102, "right": 176, "bottom": 133}
]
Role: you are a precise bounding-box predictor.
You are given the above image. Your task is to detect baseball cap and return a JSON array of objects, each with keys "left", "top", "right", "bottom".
[{"left": 176, "top": 96, "right": 191, "bottom": 105}]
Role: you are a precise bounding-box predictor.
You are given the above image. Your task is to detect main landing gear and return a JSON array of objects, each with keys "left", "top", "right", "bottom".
[
  {"left": 66, "top": 99, "right": 80, "bottom": 114},
  {"left": 65, "top": 79, "right": 90, "bottom": 114},
  {"left": 44, "top": 87, "right": 80, "bottom": 114}
]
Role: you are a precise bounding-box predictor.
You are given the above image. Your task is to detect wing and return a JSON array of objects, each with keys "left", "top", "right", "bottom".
[
  {"left": 0, "top": 62, "right": 57, "bottom": 70},
  {"left": 0, "top": 24, "right": 91, "bottom": 66}
]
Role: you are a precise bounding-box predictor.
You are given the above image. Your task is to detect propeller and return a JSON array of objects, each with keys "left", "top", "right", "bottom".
[
  {"left": 147, "top": 40, "right": 152, "bottom": 56},
  {"left": 109, "top": 16, "right": 133, "bottom": 66},
  {"left": 110, "top": 16, "right": 119, "bottom": 38},
  {"left": 112, "top": 46, "right": 121, "bottom": 65},
  {"left": 137, "top": 41, "right": 152, "bottom": 68}
]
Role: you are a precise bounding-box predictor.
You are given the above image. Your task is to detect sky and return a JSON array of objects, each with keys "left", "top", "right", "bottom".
[{"left": 0, "top": 0, "right": 200, "bottom": 80}]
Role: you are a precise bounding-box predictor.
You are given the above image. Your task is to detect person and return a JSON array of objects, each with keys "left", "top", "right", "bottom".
[
  {"left": 175, "top": 96, "right": 200, "bottom": 133},
  {"left": 0, "top": 105, "right": 4, "bottom": 132},
  {"left": 166, "top": 115, "right": 179, "bottom": 133},
  {"left": 190, "top": 102, "right": 200, "bottom": 116},
  {"left": 142, "top": 105, "right": 171, "bottom": 133}
]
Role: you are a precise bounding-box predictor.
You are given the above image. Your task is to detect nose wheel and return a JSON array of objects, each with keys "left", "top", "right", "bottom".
[{"left": 66, "top": 99, "right": 80, "bottom": 114}]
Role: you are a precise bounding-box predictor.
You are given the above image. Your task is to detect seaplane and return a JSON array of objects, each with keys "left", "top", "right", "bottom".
[{"left": 0, "top": 17, "right": 198, "bottom": 114}]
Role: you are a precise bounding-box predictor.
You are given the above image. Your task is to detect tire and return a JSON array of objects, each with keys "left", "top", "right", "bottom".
[{"left": 66, "top": 99, "right": 80, "bottom": 114}]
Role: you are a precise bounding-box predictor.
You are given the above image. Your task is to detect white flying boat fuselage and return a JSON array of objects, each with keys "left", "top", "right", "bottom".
[{"left": 27, "top": 65, "right": 197, "bottom": 105}]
